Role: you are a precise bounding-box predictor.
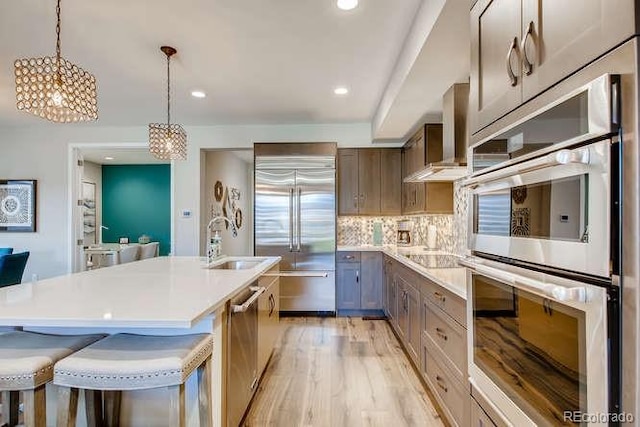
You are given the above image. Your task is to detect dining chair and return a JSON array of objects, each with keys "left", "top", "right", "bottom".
[
  {"left": 0, "top": 248, "right": 13, "bottom": 257},
  {"left": 118, "top": 246, "right": 140, "bottom": 264},
  {"left": 139, "top": 242, "right": 159, "bottom": 260},
  {"left": 0, "top": 251, "right": 30, "bottom": 288}
]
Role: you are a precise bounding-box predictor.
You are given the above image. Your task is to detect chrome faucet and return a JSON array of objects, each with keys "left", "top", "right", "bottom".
[
  {"left": 98, "top": 225, "right": 109, "bottom": 246},
  {"left": 206, "top": 215, "right": 238, "bottom": 264}
]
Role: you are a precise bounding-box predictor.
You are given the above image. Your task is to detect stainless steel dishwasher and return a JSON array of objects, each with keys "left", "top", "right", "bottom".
[{"left": 227, "top": 283, "right": 265, "bottom": 427}]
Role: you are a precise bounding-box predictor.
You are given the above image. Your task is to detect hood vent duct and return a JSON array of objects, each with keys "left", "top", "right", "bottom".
[{"left": 404, "top": 83, "right": 469, "bottom": 182}]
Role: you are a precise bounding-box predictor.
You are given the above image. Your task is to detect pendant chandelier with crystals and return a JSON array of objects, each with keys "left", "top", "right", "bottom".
[
  {"left": 149, "top": 46, "right": 187, "bottom": 161},
  {"left": 14, "top": 0, "right": 98, "bottom": 123}
]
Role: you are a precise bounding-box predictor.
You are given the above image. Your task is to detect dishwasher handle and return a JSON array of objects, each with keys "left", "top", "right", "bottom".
[{"left": 231, "top": 286, "right": 265, "bottom": 313}]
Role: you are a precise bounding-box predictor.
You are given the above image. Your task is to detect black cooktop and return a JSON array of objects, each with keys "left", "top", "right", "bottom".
[{"left": 403, "top": 254, "right": 461, "bottom": 269}]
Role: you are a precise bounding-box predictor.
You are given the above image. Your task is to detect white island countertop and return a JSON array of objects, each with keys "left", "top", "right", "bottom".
[{"left": 0, "top": 256, "right": 280, "bottom": 329}]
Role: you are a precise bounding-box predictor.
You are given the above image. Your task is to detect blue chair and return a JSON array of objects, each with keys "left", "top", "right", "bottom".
[
  {"left": 0, "top": 252, "right": 30, "bottom": 287},
  {"left": 0, "top": 248, "right": 13, "bottom": 256}
]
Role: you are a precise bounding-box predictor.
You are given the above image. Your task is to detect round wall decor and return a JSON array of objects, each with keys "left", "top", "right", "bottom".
[
  {"left": 235, "top": 209, "right": 243, "bottom": 229},
  {"left": 214, "top": 181, "right": 223, "bottom": 202}
]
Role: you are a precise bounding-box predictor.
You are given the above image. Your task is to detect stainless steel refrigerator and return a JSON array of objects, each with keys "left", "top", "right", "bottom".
[{"left": 254, "top": 143, "right": 336, "bottom": 314}]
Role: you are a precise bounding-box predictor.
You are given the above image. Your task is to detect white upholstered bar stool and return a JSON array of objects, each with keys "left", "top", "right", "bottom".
[
  {"left": 0, "top": 331, "right": 106, "bottom": 427},
  {"left": 138, "top": 242, "right": 159, "bottom": 260},
  {"left": 54, "top": 333, "right": 214, "bottom": 427}
]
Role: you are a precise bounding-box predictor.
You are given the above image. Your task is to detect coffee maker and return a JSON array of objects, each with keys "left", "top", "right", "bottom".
[{"left": 396, "top": 220, "right": 412, "bottom": 246}]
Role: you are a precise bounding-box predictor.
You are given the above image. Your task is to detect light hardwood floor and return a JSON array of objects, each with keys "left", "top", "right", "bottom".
[{"left": 244, "top": 317, "right": 444, "bottom": 427}]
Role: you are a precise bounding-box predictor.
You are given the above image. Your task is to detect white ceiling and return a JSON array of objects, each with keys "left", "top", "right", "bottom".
[{"left": 0, "top": 0, "right": 424, "bottom": 130}]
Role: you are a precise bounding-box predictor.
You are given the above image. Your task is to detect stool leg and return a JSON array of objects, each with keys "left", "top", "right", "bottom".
[
  {"left": 23, "top": 385, "right": 46, "bottom": 427},
  {"left": 197, "top": 356, "right": 213, "bottom": 427},
  {"left": 56, "top": 387, "right": 79, "bottom": 427},
  {"left": 0, "top": 391, "right": 20, "bottom": 427},
  {"left": 168, "top": 384, "right": 185, "bottom": 427},
  {"left": 84, "top": 389, "right": 103, "bottom": 427},
  {"left": 103, "top": 391, "right": 121, "bottom": 427}
]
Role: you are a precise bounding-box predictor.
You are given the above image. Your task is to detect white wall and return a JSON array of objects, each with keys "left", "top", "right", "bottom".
[
  {"left": 203, "top": 151, "right": 253, "bottom": 256},
  {"left": 0, "top": 123, "right": 373, "bottom": 280}
]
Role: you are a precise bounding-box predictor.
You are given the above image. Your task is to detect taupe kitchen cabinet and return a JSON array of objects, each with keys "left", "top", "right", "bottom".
[
  {"left": 420, "top": 278, "right": 468, "bottom": 427},
  {"left": 470, "top": 384, "right": 510, "bottom": 427},
  {"left": 360, "top": 252, "right": 383, "bottom": 309},
  {"left": 336, "top": 252, "right": 361, "bottom": 311},
  {"left": 383, "top": 255, "right": 397, "bottom": 321},
  {"left": 336, "top": 251, "right": 383, "bottom": 313},
  {"left": 470, "top": 0, "right": 638, "bottom": 133},
  {"left": 257, "top": 266, "right": 281, "bottom": 376},
  {"left": 394, "top": 265, "right": 421, "bottom": 364},
  {"left": 401, "top": 124, "right": 453, "bottom": 214},
  {"left": 337, "top": 148, "right": 402, "bottom": 215}
]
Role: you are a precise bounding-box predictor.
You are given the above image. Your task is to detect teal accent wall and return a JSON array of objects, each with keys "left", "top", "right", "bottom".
[{"left": 102, "top": 165, "right": 171, "bottom": 256}]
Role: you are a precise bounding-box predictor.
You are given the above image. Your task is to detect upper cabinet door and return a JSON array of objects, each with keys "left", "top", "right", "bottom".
[
  {"left": 357, "top": 149, "right": 381, "bottom": 215},
  {"left": 380, "top": 149, "right": 402, "bottom": 215},
  {"left": 337, "top": 149, "right": 359, "bottom": 215},
  {"left": 521, "top": 0, "right": 636, "bottom": 101},
  {"left": 470, "top": 0, "right": 522, "bottom": 133}
]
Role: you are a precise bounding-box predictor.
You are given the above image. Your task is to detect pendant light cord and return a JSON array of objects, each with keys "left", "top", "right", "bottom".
[
  {"left": 167, "top": 52, "right": 171, "bottom": 127},
  {"left": 55, "top": 0, "right": 62, "bottom": 85}
]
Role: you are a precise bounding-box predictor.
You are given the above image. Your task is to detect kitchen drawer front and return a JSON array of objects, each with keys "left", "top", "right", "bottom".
[
  {"left": 425, "top": 282, "right": 466, "bottom": 327},
  {"left": 422, "top": 334, "right": 468, "bottom": 427},
  {"left": 259, "top": 265, "right": 279, "bottom": 288},
  {"left": 336, "top": 251, "right": 360, "bottom": 263},
  {"left": 470, "top": 396, "right": 497, "bottom": 427},
  {"left": 424, "top": 299, "right": 466, "bottom": 380},
  {"left": 470, "top": 383, "right": 510, "bottom": 427}
]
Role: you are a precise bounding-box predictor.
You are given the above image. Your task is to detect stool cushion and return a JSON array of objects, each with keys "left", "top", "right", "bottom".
[
  {"left": 54, "top": 333, "right": 213, "bottom": 391},
  {"left": 0, "top": 331, "right": 106, "bottom": 391}
]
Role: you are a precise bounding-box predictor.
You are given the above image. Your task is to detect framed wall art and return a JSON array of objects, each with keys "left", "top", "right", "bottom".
[{"left": 0, "top": 179, "right": 37, "bottom": 232}]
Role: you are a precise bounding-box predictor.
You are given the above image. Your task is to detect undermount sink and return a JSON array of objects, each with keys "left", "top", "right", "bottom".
[{"left": 210, "top": 260, "right": 262, "bottom": 270}]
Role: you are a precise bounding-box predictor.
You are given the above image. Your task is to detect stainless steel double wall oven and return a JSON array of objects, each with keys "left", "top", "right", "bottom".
[{"left": 464, "top": 71, "right": 627, "bottom": 426}]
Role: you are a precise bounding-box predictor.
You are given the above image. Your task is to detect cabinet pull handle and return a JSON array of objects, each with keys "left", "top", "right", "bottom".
[
  {"left": 506, "top": 37, "right": 519, "bottom": 87},
  {"left": 434, "top": 291, "right": 446, "bottom": 303},
  {"left": 356, "top": 270, "right": 359, "bottom": 283},
  {"left": 435, "top": 327, "right": 448, "bottom": 341},
  {"left": 521, "top": 21, "right": 535, "bottom": 76},
  {"left": 435, "top": 375, "right": 448, "bottom": 393},
  {"left": 268, "top": 294, "right": 275, "bottom": 317},
  {"left": 345, "top": 255, "right": 354, "bottom": 260},
  {"left": 353, "top": 195, "right": 358, "bottom": 208}
]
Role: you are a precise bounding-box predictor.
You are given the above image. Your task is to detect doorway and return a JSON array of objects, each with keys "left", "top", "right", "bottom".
[{"left": 67, "top": 143, "right": 174, "bottom": 273}]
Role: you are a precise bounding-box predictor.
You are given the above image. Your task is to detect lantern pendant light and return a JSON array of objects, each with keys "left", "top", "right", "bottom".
[
  {"left": 14, "top": 0, "right": 98, "bottom": 123},
  {"left": 148, "top": 46, "right": 187, "bottom": 161}
]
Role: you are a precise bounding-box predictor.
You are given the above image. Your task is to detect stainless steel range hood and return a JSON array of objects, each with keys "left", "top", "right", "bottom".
[{"left": 404, "top": 83, "right": 469, "bottom": 182}]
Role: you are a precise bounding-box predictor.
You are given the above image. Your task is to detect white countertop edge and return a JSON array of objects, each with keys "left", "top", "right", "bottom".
[
  {"left": 0, "top": 256, "right": 282, "bottom": 329},
  {"left": 337, "top": 245, "right": 467, "bottom": 299}
]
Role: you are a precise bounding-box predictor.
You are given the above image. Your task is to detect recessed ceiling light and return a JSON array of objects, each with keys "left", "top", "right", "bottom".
[
  {"left": 191, "top": 90, "right": 206, "bottom": 98},
  {"left": 337, "top": 0, "right": 358, "bottom": 10},
  {"left": 104, "top": 156, "right": 114, "bottom": 160},
  {"left": 334, "top": 87, "right": 349, "bottom": 95}
]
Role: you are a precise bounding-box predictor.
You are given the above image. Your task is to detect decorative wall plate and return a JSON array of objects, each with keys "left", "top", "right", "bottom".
[
  {"left": 235, "top": 209, "right": 243, "bottom": 229},
  {"left": 512, "top": 186, "right": 528, "bottom": 204},
  {"left": 214, "top": 181, "right": 224, "bottom": 202}
]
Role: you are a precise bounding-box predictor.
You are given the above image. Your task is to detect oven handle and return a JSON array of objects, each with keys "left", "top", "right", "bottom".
[
  {"left": 463, "top": 260, "right": 587, "bottom": 303},
  {"left": 231, "top": 286, "right": 266, "bottom": 313},
  {"left": 462, "top": 147, "right": 590, "bottom": 189}
]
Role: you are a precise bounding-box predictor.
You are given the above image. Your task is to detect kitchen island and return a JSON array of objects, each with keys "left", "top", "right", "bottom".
[{"left": 0, "top": 255, "right": 280, "bottom": 427}]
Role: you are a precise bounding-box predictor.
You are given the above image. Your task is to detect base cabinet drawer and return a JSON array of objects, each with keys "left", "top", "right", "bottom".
[
  {"left": 424, "top": 299, "right": 466, "bottom": 380},
  {"left": 425, "top": 283, "right": 466, "bottom": 327},
  {"left": 470, "top": 396, "right": 497, "bottom": 427},
  {"left": 421, "top": 334, "right": 468, "bottom": 427}
]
